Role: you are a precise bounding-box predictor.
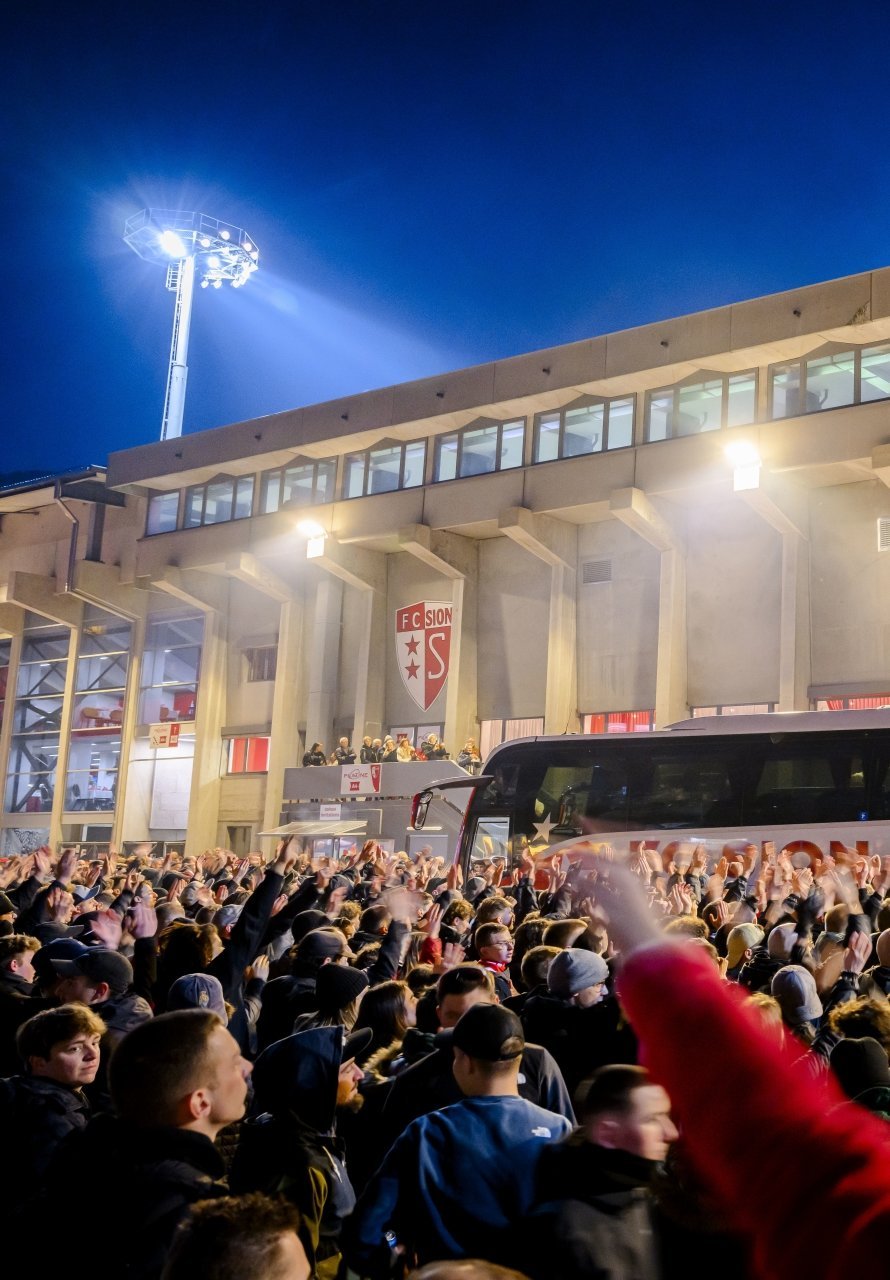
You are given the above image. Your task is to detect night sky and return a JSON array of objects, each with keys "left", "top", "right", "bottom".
[{"left": 3, "top": 0, "right": 886, "bottom": 477}]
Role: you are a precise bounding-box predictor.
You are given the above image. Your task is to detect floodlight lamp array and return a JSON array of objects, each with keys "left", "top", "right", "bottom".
[{"left": 123, "top": 209, "right": 259, "bottom": 290}]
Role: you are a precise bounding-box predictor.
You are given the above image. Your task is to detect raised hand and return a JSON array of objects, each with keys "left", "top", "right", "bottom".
[
  {"left": 90, "top": 908, "right": 123, "bottom": 948},
  {"left": 843, "top": 928, "right": 872, "bottom": 975},
  {"left": 245, "top": 954, "right": 270, "bottom": 983},
  {"left": 128, "top": 901, "right": 158, "bottom": 939}
]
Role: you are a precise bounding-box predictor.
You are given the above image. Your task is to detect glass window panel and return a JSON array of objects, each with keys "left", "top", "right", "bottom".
[
  {"left": 316, "top": 460, "right": 336, "bottom": 503},
  {"left": 368, "top": 446, "right": 402, "bottom": 494},
  {"left": 771, "top": 364, "right": 802, "bottom": 418},
  {"left": 146, "top": 491, "right": 180, "bottom": 535},
  {"left": 16, "top": 660, "right": 67, "bottom": 698},
  {"left": 647, "top": 394, "right": 672, "bottom": 441},
  {"left": 435, "top": 435, "right": 458, "bottom": 482},
  {"left": 20, "top": 630, "right": 70, "bottom": 664},
  {"left": 13, "top": 697, "right": 64, "bottom": 734},
  {"left": 860, "top": 344, "right": 890, "bottom": 403},
  {"left": 204, "top": 480, "right": 234, "bottom": 525},
  {"left": 534, "top": 413, "right": 560, "bottom": 462},
  {"left": 72, "top": 693, "right": 125, "bottom": 729},
  {"left": 139, "top": 684, "right": 198, "bottom": 724},
  {"left": 403, "top": 441, "right": 426, "bottom": 488},
  {"left": 75, "top": 652, "right": 128, "bottom": 693},
  {"left": 79, "top": 617, "right": 131, "bottom": 656},
  {"left": 726, "top": 374, "right": 756, "bottom": 427},
  {"left": 66, "top": 734, "right": 121, "bottom": 810},
  {"left": 344, "top": 455, "right": 366, "bottom": 499},
  {"left": 145, "top": 616, "right": 204, "bottom": 649},
  {"left": 606, "top": 399, "right": 634, "bottom": 450},
  {"left": 183, "top": 487, "right": 205, "bottom": 528},
  {"left": 234, "top": 476, "right": 254, "bottom": 519},
  {"left": 282, "top": 464, "right": 316, "bottom": 507},
  {"left": 805, "top": 352, "right": 855, "bottom": 412},
  {"left": 261, "top": 471, "right": 281, "bottom": 514},
  {"left": 459, "top": 425, "right": 499, "bottom": 476},
  {"left": 500, "top": 420, "right": 525, "bottom": 469},
  {"left": 562, "top": 405, "right": 603, "bottom": 457},
  {"left": 677, "top": 380, "right": 723, "bottom": 435}
]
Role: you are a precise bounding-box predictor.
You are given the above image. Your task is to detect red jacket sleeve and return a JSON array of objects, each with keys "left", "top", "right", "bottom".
[
  {"left": 617, "top": 942, "right": 890, "bottom": 1280},
  {"left": 419, "top": 936, "right": 442, "bottom": 966}
]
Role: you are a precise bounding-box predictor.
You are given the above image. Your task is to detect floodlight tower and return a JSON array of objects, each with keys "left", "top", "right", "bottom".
[{"left": 123, "top": 210, "right": 260, "bottom": 441}]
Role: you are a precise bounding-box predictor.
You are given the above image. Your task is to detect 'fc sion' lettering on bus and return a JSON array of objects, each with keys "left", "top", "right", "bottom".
[{"left": 395, "top": 600, "right": 453, "bottom": 711}]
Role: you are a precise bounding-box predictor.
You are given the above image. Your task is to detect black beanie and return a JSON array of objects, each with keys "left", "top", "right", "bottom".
[{"left": 315, "top": 962, "right": 369, "bottom": 1013}]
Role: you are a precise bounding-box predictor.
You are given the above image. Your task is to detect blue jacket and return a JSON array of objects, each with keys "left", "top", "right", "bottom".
[{"left": 343, "top": 1093, "right": 571, "bottom": 1276}]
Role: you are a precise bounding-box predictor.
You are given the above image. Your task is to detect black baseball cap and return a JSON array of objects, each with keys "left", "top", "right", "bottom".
[
  {"left": 451, "top": 1003, "right": 524, "bottom": 1062},
  {"left": 50, "top": 947, "right": 133, "bottom": 996}
]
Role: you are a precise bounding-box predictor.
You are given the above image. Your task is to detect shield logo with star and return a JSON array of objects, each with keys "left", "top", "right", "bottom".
[{"left": 395, "top": 600, "right": 453, "bottom": 712}]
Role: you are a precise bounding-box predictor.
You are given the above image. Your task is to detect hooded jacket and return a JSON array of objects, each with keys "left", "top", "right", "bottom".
[
  {"left": 0, "top": 1074, "right": 92, "bottom": 1209},
  {"left": 526, "top": 1139, "right": 663, "bottom": 1280},
  {"left": 231, "top": 1027, "right": 355, "bottom": 1279}
]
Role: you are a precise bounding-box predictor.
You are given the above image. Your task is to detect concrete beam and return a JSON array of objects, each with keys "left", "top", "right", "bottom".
[
  {"left": 609, "top": 488, "right": 678, "bottom": 553},
  {"left": 146, "top": 567, "right": 227, "bottom": 614},
  {"left": 398, "top": 524, "right": 475, "bottom": 580},
  {"left": 222, "top": 552, "right": 293, "bottom": 603},
  {"left": 738, "top": 486, "right": 806, "bottom": 540},
  {"left": 0, "top": 603, "right": 23, "bottom": 636},
  {"left": 71, "top": 561, "right": 147, "bottom": 621},
  {"left": 309, "top": 539, "right": 385, "bottom": 594},
  {"left": 498, "top": 507, "right": 575, "bottom": 569},
  {"left": 872, "top": 443, "right": 890, "bottom": 488},
  {"left": 7, "top": 571, "right": 82, "bottom": 627}
]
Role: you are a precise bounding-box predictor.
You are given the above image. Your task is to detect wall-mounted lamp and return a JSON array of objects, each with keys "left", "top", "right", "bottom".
[
  {"left": 725, "top": 440, "right": 762, "bottom": 491},
  {"left": 297, "top": 518, "right": 328, "bottom": 559}
]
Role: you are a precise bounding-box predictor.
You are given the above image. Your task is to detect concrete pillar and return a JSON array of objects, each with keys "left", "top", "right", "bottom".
[
  {"left": 305, "top": 576, "right": 344, "bottom": 754},
  {"left": 149, "top": 568, "right": 229, "bottom": 857},
  {"left": 609, "top": 488, "right": 688, "bottom": 727},
  {"left": 397, "top": 525, "right": 478, "bottom": 751},
  {"left": 305, "top": 539, "right": 387, "bottom": 748},
  {"left": 498, "top": 507, "right": 578, "bottom": 734},
  {"left": 263, "top": 597, "right": 303, "bottom": 833},
  {"left": 737, "top": 481, "right": 811, "bottom": 712}
]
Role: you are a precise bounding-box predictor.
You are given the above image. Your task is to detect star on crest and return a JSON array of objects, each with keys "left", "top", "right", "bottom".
[
  {"left": 531, "top": 817, "right": 555, "bottom": 846},
  {"left": 405, "top": 635, "right": 420, "bottom": 655},
  {"left": 405, "top": 660, "right": 420, "bottom": 679}
]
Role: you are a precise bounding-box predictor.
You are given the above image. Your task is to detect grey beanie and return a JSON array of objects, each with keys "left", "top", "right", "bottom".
[
  {"left": 771, "top": 964, "right": 822, "bottom": 1023},
  {"left": 547, "top": 948, "right": 609, "bottom": 998}
]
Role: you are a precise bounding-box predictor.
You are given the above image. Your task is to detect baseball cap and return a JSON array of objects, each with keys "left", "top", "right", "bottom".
[
  {"left": 213, "top": 904, "right": 242, "bottom": 931},
  {"left": 51, "top": 947, "right": 133, "bottom": 996},
  {"left": 726, "top": 923, "right": 764, "bottom": 970},
  {"left": 343, "top": 1027, "right": 373, "bottom": 1063},
  {"left": 452, "top": 1003, "right": 524, "bottom": 1062},
  {"left": 167, "top": 972, "right": 228, "bottom": 1022}
]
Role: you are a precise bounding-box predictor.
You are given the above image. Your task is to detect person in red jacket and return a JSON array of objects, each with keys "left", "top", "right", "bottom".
[{"left": 590, "top": 859, "right": 890, "bottom": 1280}]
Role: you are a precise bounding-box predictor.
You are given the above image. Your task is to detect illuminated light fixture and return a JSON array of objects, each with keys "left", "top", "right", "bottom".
[
  {"left": 123, "top": 209, "right": 260, "bottom": 440},
  {"left": 725, "top": 441, "right": 762, "bottom": 492},
  {"left": 159, "top": 229, "right": 187, "bottom": 257},
  {"left": 297, "top": 519, "right": 328, "bottom": 560},
  {"left": 297, "top": 519, "right": 326, "bottom": 538}
]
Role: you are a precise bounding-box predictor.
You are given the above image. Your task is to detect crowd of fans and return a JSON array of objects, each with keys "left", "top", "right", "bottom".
[
  {"left": 2, "top": 834, "right": 890, "bottom": 1278},
  {"left": 302, "top": 735, "right": 482, "bottom": 769}
]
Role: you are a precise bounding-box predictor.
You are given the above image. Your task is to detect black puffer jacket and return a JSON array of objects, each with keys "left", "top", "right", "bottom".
[
  {"left": 0, "top": 1075, "right": 91, "bottom": 1208},
  {"left": 39, "top": 1115, "right": 228, "bottom": 1278},
  {"left": 526, "top": 1140, "right": 663, "bottom": 1280},
  {"left": 231, "top": 1027, "right": 355, "bottom": 1278}
]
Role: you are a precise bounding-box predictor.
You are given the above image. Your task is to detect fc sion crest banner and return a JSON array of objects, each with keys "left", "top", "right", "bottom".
[{"left": 395, "top": 601, "right": 453, "bottom": 712}]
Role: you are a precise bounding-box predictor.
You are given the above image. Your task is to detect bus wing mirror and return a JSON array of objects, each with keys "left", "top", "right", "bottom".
[{"left": 411, "top": 790, "right": 434, "bottom": 830}]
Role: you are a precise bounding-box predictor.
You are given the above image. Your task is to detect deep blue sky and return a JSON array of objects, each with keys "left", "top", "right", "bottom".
[{"left": 2, "top": 0, "right": 886, "bottom": 476}]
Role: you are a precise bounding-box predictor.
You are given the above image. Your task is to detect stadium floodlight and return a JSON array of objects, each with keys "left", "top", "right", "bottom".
[{"left": 123, "top": 209, "right": 260, "bottom": 441}]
